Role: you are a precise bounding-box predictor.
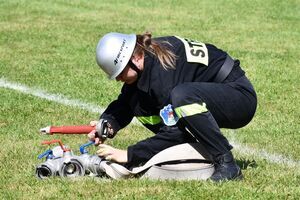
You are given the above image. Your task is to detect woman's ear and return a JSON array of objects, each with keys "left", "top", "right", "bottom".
[
  {"left": 132, "top": 53, "right": 143, "bottom": 62},
  {"left": 131, "top": 53, "right": 144, "bottom": 69}
]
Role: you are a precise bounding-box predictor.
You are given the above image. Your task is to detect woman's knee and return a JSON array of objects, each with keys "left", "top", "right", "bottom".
[
  {"left": 170, "top": 83, "right": 204, "bottom": 107},
  {"left": 170, "top": 84, "right": 188, "bottom": 107}
]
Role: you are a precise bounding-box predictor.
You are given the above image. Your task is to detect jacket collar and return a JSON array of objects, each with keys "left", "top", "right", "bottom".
[{"left": 137, "top": 52, "right": 155, "bottom": 93}]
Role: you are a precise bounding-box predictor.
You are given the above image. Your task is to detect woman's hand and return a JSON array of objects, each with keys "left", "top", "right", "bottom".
[
  {"left": 97, "top": 144, "right": 128, "bottom": 163},
  {"left": 87, "top": 120, "right": 114, "bottom": 145},
  {"left": 88, "top": 121, "right": 103, "bottom": 144},
  {"left": 88, "top": 129, "right": 103, "bottom": 144}
]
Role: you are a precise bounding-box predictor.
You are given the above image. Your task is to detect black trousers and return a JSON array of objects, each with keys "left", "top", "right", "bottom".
[
  {"left": 127, "top": 70, "right": 257, "bottom": 167},
  {"left": 170, "top": 75, "right": 257, "bottom": 160}
]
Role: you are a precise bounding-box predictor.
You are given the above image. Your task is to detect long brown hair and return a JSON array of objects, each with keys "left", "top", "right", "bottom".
[{"left": 133, "top": 32, "right": 177, "bottom": 70}]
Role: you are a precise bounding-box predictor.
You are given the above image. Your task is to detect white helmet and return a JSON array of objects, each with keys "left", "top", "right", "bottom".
[{"left": 96, "top": 32, "right": 137, "bottom": 79}]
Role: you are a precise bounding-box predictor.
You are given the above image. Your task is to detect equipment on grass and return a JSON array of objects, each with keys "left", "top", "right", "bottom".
[
  {"left": 101, "top": 143, "right": 215, "bottom": 180},
  {"left": 36, "top": 140, "right": 105, "bottom": 179},
  {"left": 37, "top": 123, "right": 214, "bottom": 180},
  {"left": 36, "top": 139, "right": 214, "bottom": 180}
]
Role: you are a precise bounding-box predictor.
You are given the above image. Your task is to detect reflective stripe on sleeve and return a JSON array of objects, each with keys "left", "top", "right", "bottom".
[
  {"left": 136, "top": 115, "right": 162, "bottom": 125},
  {"left": 174, "top": 103, "right": 208, "bottom": 118}
]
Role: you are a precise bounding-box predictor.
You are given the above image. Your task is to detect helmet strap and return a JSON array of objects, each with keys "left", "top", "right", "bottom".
[{"left": 128, "top": 60, "right": 142, "bottom": 78}]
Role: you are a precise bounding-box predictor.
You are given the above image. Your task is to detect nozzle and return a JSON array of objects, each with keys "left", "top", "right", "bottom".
[{"left": 40, "top": 126, "right": 51, "bottom": 135}]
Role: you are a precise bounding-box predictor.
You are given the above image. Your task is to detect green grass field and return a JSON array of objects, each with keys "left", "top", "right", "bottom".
[{"left": 0, "top": 0, "right": 299, "bottom": 199}]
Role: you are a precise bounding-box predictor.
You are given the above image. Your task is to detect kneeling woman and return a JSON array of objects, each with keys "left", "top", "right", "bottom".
[{"left": 88, "top": 32, "right": 257, "bottom": 181}]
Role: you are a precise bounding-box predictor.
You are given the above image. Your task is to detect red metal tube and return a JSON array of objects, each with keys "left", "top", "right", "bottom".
[
  {"left": 40, "top": 125, "right": 95, "bottom": 135},
  {"left": 50, "top": 125, "right": 95, "bottom": 134}
]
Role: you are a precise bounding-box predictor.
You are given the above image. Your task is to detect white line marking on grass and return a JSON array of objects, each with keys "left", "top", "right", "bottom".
[
  {"left": 0, "top": 77, "right": 104, "bottom": 114},
  {"left": 230, "top": 137, "right": 300, "bottom": 168},
  {"left": 1, "top": 77, "right": 299, "bottom": 168},
  {"left": 0, "top": 77, "right": 140, "bottom": 124}
]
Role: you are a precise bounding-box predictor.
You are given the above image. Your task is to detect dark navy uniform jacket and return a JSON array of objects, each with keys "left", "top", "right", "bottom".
[{"left": 100, "top": 36, "right": 245, "bottom": 167}]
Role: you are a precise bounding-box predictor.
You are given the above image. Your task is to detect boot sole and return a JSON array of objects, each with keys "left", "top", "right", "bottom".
[{"left": 209, "top": 170, "right": 243, "bottom": 182}]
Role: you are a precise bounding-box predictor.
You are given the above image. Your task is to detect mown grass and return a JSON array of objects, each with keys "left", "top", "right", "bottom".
[{"left": 0, "top": 0, "right": 299, "bottom": 199}]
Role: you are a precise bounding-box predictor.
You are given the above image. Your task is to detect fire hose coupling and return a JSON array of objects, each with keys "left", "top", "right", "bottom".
[
  {"left": 36, "top": 140, "right": 105, "bottom": 179},
  {"left": 95, "top": 119, "right": 109, "bottom": 140}
]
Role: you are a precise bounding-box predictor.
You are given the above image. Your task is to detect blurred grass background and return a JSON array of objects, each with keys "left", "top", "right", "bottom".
[{"left": 0, "top": 0, "right": 299, "bottom": 199}]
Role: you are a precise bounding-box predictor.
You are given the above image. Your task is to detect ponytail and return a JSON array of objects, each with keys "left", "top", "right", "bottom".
[{"left": 133, "top": 32, "right": 177, "bottom": 70}]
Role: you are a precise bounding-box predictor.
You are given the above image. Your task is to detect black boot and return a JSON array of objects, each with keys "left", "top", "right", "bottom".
[{"left": 210, "top": 151, "right": 243, "bottom": 182}]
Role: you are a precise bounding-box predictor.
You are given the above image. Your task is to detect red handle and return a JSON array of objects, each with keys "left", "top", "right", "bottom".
[
  {"left": 41, "top": 139, "right": 70, "bottom": 152},
  {"left": 49, "top": 125, "right": 95, "bottom": 134}
]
